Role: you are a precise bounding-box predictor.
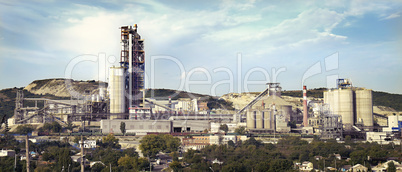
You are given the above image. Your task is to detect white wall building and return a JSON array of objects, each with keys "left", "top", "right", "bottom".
[{"left": 383, "top": 115, "right": 400, "bottom": 132}]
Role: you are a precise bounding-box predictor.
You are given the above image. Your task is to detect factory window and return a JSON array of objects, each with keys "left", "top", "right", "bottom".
[
  {"left": 139, "top": 125, "right": 143, "bottom": 129},
  {"left": 112, "top": 125, "right": 116, "bottom": 128},
  {"left": 148, "top": 125, "right": 152, "bottom": 129},
  {"left": 130, "top": 125, "right": 134, "bottom": 129},
  {"left": 157, "top": 125, "right": 161, "bottom": 129},
  {"left": 104, "top": 125, "right": 107, "bottom": 129}
]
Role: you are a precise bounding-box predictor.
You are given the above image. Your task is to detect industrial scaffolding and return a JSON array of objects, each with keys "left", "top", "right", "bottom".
[{"left": 120, "top": 24, "right": 145, "bottom": 111}]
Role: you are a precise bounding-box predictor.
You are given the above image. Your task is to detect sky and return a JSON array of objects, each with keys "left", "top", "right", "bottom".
[{"left": 0, "top": 0, "right": 401, "bottom": 96}]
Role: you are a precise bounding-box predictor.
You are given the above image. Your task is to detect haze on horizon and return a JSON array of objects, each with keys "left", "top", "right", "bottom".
[{"left": 0, "top": 0, "right": 401, "bottom": 96}]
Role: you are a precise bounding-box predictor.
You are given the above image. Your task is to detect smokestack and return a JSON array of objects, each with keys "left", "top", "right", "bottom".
[{"left": 303, "top": 86, "right": 308, "bottom": 127}]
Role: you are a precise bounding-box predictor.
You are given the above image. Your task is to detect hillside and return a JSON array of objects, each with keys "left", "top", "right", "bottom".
[{"left": 25, "top": 78, "right": 108, "bottom": 97}]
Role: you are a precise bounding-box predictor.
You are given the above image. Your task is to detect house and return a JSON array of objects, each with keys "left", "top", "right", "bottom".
[
  {"left": 347, "top": 164, "right": 368, "bottom": 172},
  {"left": 314, "top": 156, "right": 323, "bottom": 160},
  {"left": 300, "top": 161, "right": 314, "bottom": 172},
  {"left": 212, "top": 158, "right": 223, "bottom": 165},
  {"left": 341, "top": 165, "right": 351, "bottom": 172},
  {"left": 182, "top": 136, "right": 210, "bottom": 151},
  {"left": 334, "top": 154, "right": 341, "bottom": 160},
  {"left": 90, "top": 161, "right": 104, "bottom": 168},
  {"left": 0, "top": 150, "right": 15, "bottom": 157},
  {"left": 372, "top": 160, "right": 402, "bottom": 172}
]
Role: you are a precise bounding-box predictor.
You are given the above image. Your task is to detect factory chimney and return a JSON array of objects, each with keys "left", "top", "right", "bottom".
[{"left": 303, "top": 86, "right": 308, "bottom": 127}]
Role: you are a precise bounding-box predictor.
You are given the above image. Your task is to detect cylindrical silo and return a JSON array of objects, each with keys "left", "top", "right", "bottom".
[
  {"left": 281, "top": 105, "right": 292, "bottom": 122},
  {"left": 246, "top": 110, "right": 256, "bottom": 129},
  {"left": 337, "top": 89, "right": 354, "bottom": 127},
  {"left": 109, "top": 67, "right": 125, "bottom": 113},
  {"left": 355, "top": 89, "right": 373, "bottom": 127},
  {"left": 324, "top": 89, "right": 354, "bottom": 129}
]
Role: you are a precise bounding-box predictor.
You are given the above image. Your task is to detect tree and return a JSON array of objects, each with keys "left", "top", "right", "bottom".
[
  {"left": 228, "top": 140, "right": 235, "bottom": 147},
  {"left": 118, "top": 154, "right": 136, "bottom": 170},
  {"left": 388, "top": 161, "right": 396, "bottom": 172},
  {"left": 91, "top": 163, "right": 105, "bottom": 172},
  {"left": 16, "top": 124, "right": 35, "bottom": 134},
  {"left": 139, "top": 134, "right": 181, "bottom": 158},
  {"left": 139, "top": 134, "right": 165, "bottom": 158},
  {"left": 73, "top": 136, "right": 87, "bottom": 145},
  {"left": 120, "top": 122, "right": 126, "bottom": 136},
  {"left": 163, "top": 134, "right": 181, "bottom": 153},
  {"left": 219, "top": 124, "right": 229, "bottom": 133},
  {"left": 169, "top": 160, "right": 183, "bottom": 172},
  {"left": 234, "top": 126, "right": 246, "bottom": 135},
  {"left": 65, "top": 120, "right": 77, "bottom": 131},
  {"left": 101, "top": 133, "right": 120, "bottom": 149},
  {"left": 244, "top": 137, "right": 262, "bottom": 147},
  {"left": 51, "top": 121, "right": 62, "bottom": 133}
]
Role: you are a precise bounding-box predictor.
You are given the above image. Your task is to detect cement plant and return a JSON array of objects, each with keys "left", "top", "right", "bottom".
[{"left": 1, "top": 25, "right": 402, "bottom": 172}]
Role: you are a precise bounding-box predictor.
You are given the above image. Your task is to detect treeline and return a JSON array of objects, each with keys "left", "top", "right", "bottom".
[
  {"left": 180, "top": 136, "right": 401, "bottom": 171},
  {"left": 372, "top": 91, "right": 402, "bottom": 111}
]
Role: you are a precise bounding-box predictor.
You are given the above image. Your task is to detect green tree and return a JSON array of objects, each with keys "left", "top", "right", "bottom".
[
  {"left": 51, "top": 121, "right": 62, "bottom": 133},
  {"left": 118, "top": 154, "right": 136, "bottom": 170},
  {"left": 234, "top": 126, "right": 246, "bottom": 135},
  {"left": 163, "top": 134, "right": 181, "bottom": 153},
  {"left": 244, "top": 137, "right": 262, "bottom": 147},
  {"left": 228, "top": 140, "right": 235, "bottom": 147},
  {"left": 120, "top": 122, "right": 126, "bottom": 136},
  {"left": 219, "top": 124, "right": 229, "bottom": 133},
  {"left": 101, "top": 133, "right": 121, "bottom": 149},
  {"left": 73, "top": 136, "right": 87, "bottom": 145},
  {"left": 65, "top": 120, "right": 77, "bottom": 131},
  {"left": 139, "top": 134, "right": 181, "bottom": 158},
  {"left": 91, "top": 163, "right": 105, "bottom": 172},
  {"left": 56, "top": 148, "right": 73, "bottom": 171},
  {"left": 169, "top": 160, "right": 183, "bottom": 172},
  {"left": 388, "top": 161, "right": 396, "bottom": 172},
  {"left": 269, "top": 159, "right": 293, "bottom": 171},
  {"left": 16, "top": 124, "right": 35, "bottom": 134},
  {"left": 139, "top": 134, "right": 165, "bottom": 158}
]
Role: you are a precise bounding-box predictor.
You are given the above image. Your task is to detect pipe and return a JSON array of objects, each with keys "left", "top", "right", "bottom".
[{"left": 303, "top": 86, "right": 308, "bottom": 127}]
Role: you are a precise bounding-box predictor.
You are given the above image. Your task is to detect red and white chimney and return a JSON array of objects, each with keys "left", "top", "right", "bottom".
[{"left": 303, "top": 86, "right": 308, "bottom": 127}]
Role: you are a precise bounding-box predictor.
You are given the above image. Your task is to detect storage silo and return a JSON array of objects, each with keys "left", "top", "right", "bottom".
[
  {"left": 338, "top": 89, "right": 354, "bottom": 127},
  {"left": 324, "top": 89, "right": 354, "bottom": 128},
  {"left": 255, "top": 111, "right": 263, "bottom": 129},
  {"left": 109, "top": 67, "right": 125, "bottom": 113},
  {"left": 281, "top": 105, "right": 292, "bottom": 122},
  {"left": 246, "top": 110, "right": 256, "bottom": 129},
  {"left": 355, "top": 89, "right": 373, "bottom": 127}
]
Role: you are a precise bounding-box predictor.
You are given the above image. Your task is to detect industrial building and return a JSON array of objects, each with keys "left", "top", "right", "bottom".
[
  {"left": 100, "top": 119, "right": 210, "bottom": 135},
  {"left": 324, "top": 79, "right": 374, "bottom": 131},
  {"left": 244, "top": 83, "right": 292, "bottom": 133}
]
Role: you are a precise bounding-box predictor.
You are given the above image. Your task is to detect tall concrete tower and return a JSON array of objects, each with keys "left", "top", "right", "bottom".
[{"left": 120, "top": 24, "right": 145, "bottom": 111}]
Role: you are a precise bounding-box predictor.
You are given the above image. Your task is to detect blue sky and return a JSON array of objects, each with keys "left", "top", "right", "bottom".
[{"left": 0, "top": 0, "right": 401, "bottom": 96}]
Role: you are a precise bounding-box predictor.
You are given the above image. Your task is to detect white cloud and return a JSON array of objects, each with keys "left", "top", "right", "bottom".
[{"left": 381, "top": 12, "right": 400, "bottom": 20}]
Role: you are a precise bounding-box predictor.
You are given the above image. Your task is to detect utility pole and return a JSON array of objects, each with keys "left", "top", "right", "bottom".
[
  {"left": 80, "top": 135, "right": 84, "bottom": 172},
  {"left": 26, "top": 135, "right": 30, "bottom": 172},
  {"left": 14, "top": 151, "right": 16, "bottom": 172}
]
